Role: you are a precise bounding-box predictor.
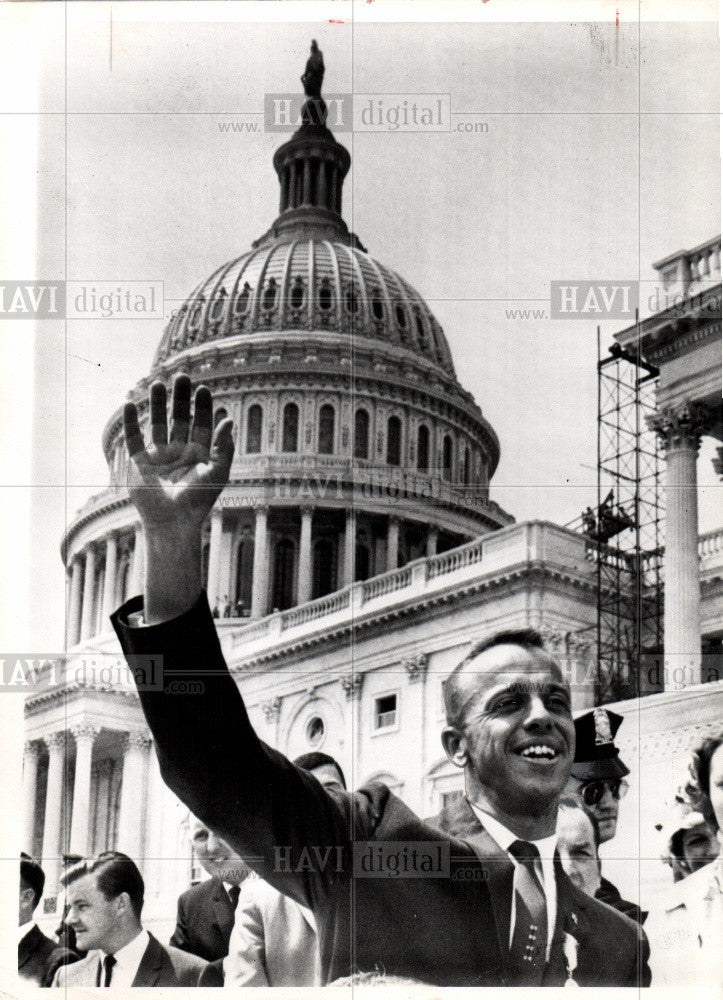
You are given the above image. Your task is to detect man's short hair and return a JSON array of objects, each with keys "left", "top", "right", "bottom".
[
  {"left": 444, "top": 628, "right": 547, "bottom": 729},
  {"left": 61, "top": 852, "right": 144, "bottom": 920},
  {"left": 20, "top": 855, "right": 45, "bottom": 910},
  {"left": 558, "top": 796, "right": 602, "bottom": 849},
  {"left": 293, "top": 752, "right": 346, "bottom": 789},
  {"left": 686, "top": 732, "right": 723, "bottom": 831}
]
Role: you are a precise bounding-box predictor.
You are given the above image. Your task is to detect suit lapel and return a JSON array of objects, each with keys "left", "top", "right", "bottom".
[
  {"left": 544, "top": 856, "right": 592, "bottom": 986},
  {"left": 211, "top": 877, "right": 233, "bottom": 937},
  {"left": 452, "top": 800, "right": 515, "bottom": 977},
  {"left": 132, "top": 934, "right": 163, "bottom": 987}
]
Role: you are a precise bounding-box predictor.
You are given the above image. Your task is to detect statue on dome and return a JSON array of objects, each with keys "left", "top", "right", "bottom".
[{"left": 301, "top": 40, "right": 324, "bottom": 98}]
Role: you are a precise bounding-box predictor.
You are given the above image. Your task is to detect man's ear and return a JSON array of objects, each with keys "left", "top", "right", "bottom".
[
  {"left": 115, "top": 892, "right": 132, "bottom": 918},
  {"left": 441, "top": 725, "right": 468, "bottom": 769}
]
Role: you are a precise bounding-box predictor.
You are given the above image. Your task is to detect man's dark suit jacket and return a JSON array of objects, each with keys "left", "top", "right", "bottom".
[
  {"left": 170, "top": 875, "right": 236, "bottom": 962},
  {"left": 52, "top": 932, "right": 207, "bottom": 987},
  {"left": 18, "top": 924, "right": 77, "bottom": 988},
  {"left": 113, "top": 592, "right": 651, "bottom": 988}
]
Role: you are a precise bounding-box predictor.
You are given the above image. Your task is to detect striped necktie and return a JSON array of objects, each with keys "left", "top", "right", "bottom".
[{"left": 508, "top": 840, "right": 547, "bottom": 984}]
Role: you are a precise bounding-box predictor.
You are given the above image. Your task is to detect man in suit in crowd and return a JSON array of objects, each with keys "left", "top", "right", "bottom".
[
  {"left": 564, "top": 708, "right": 645, "bottom": 922},
  {"left": 221, "top": 752, "right": 346, "bottom": 986},
  {"left": 18, "top": 854, "right": 78, "bottom": 987},
  {"left": 112, "top": 375, "right": 650, "bottom": 986},
  {"left": 52, "top": 852, "right": 208, "bottom": 987},
  {"left": 170, "top": 816, "right": 250, "bottom": 961}
]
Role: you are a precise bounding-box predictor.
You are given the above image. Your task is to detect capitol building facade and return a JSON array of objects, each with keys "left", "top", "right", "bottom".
[{"left": 23, "top": 66, "right": 723, "bottom": 932}]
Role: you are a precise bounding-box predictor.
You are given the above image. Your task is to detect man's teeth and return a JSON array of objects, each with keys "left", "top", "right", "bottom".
[{"left": 521, "top": 745, "right": 556, "bottom": 759}]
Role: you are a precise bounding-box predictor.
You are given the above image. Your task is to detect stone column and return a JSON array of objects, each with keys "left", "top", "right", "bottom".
[
  {"left": 66, "top": 556, "right": 83, "bottom": 648},
  {"left": 280, "top": 168, "right": 288, "bottom": 212},
  {"left": 426, "top": 526, "right": 438, "bottom": 558},
  {"left": 79, "top": 546, "right": 96, "bottom": 642},
  {"left": 41, "top": 732, "right": 67, "bottom": 892},
  {"left": 206, "top": 508, "right": 223, "bottom": 607},
  {"left": 130, "top": 524, "right": 144, "bottom": 597},
  {"left": 251, "top": 507, "right": 269, "bottom": 618},
  {"left": 23, "top": 741, "right": 41, "bottom": 853},
  {"left": 101, "top": 534, "right": 118, "bottom": 627},
  {"left": 117, "top": 732, "right": 151, "bottom": 860},
  {"left": 69, "top": 724, "right": 100, "bottom": 856},
  {"left": 651, "top": 403, "right": 708, "bottom": 686},
  {"left": 298, "top": 507, "right": 314, "bottom": 604},
  {"left": 343, "top": 508, "right": 356, "bottom": 586},
  {"left": 386, "top": 517, "right": 400, "bottom": 572}
]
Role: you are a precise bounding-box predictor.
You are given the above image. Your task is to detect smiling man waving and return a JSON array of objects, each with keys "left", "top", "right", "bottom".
[{"left": 111, "top": 375, "right": 650, "bottom": 988}]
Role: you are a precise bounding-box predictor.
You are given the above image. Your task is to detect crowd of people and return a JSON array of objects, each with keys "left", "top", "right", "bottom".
[
  {"left": 19, "top": 726, "right": 723, "bottom": 988},
  {"left": 18, "top": 376, "right": 721, "bottom": 988}
]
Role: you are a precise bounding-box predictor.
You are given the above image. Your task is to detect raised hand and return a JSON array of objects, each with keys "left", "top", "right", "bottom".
[
  {"left": 122, "top": 374, "right": 235, "bottom": 623},
  {"left": 123, "top": 374, "right": 234, "bottom": 532}
]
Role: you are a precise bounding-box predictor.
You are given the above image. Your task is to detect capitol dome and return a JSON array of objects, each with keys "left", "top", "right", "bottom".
[
  {"left": 63, "top": 52, "right": 513, "bottom": 641},
  {"left": 152, "top": 238, "right": 456, "bottom": 378}
]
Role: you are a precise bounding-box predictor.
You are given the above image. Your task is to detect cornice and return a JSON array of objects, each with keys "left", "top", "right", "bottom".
[{"left": 229, "top": 560, "right": 599, "bottom": 672}]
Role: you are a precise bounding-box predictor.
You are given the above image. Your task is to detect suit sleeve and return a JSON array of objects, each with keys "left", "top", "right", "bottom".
[
  {"left": 42, "top": 948, "right": 79, "bottom": 988},
  {"left": 224, "top": 888, "right": 270, "bottom": 987},
  {"left": 628, "top": 923, "right": 651, "bottom": 987},
  {"left": 112, "top": 592, "right": 379, "bottom": 910},
  {"left": 169, "top": 892, "right": 191, "bottom": 952}
]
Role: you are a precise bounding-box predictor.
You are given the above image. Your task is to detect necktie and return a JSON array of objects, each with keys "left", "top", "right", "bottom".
[
  {"left": 508, "top": 840, "right": 548, "bottom": 984},
  {"left": 102, "top": 954, "right": 116, "bottom": 987},
  {"left": 228, "top": 884, "right": 241, "bottom": 911}
]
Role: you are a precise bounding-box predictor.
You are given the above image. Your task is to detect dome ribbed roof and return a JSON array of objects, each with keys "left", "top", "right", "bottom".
[{"left": 153, "top": 237, "right": 456, "bottom": 377}]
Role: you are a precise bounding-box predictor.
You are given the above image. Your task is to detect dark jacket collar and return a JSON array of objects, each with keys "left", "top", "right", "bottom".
[
  {"left": 18, "top": 924, "right": 44, "bottom": 966},
  {"left": 131, "top": 932, "right": 165, "bottom": 987}
]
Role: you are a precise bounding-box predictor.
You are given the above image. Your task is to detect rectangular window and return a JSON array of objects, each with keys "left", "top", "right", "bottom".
[{"left": 374, "top": 693, "right": 397, "bottom": 730}]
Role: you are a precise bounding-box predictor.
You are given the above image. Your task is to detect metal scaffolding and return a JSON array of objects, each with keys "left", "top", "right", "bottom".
[{"left": 585, "top": 325, "right": 663, "bottom": 703}]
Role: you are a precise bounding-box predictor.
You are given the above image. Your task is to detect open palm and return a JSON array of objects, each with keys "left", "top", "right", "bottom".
[{"left": 124, "top": 375, "right": 235, "bottom": 531}]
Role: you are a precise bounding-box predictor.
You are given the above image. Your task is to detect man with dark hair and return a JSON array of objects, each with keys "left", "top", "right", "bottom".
[
  {"left": 170, "top": 818, "right": 251, "bottom": 962},
  {"left": 52, "top": 852, "right": 208, "bottom": 987},
  {"left": 19, "top": 855, "right": 78, "bottom": 987},
  {"left": 292, "top": 752, "right": 347, "bottom": 790},
  {"left": 111, "top": 376, "right": 650, "bottom": 987}
]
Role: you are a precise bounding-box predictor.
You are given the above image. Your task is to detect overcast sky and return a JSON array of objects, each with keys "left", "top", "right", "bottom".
[{"left": 2, "top": 4, "right": 719, "bottom": 651}]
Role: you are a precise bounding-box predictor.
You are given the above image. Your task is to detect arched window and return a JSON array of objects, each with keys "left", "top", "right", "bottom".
[
  {"left": 318, "top": 278, "right": 333, "bottom": 312},
  {"left": 354, "top": 409, "right": 369, "bottom": 460},
  {"left": 442, "top": 435, "right": 453, "bottom": 482},
  {"left": 318, "top": 404, "right": 335, "bottom": 454},
  {"left": 246, "top": 404, "right": 263, "bottom": 454},
  {"left": 209, "top": 287, "right": 227, "bottom": 321},
  {"left": 282, "top": 403, "right": 299, "bottom": 452},
  {"left": 395, "top": 304, "right": 407, "bottom": 329},
  {"left": 262, "top": 278, "right": 277, "bottom": 312},
  {"left": 345, "top": 285, "right": 359, "bottom": 314},
  {"left": 201, "top": 541, "right": 210, "bottom": 592},
  {"left": 371, "top": 290, "right": 384, "bottom": 321},
  {"left": 387, "top": 415, "right": 401, "bottom": 466},
  {"left": 463, "top": 446, "right": 471, "bottom": 485},
  {"left": 289, "top": 276, "right": 305, "bottom": 311},
  {"left": 234, "top": 282, "right": 251, "bottom": 315},
  {"left": 213, "top": 407, "right": 228, "bottom": 429},
  {"left": 355, "top": 544, "right": 370, "bottom": 582},
  {"left": 312, "top": 539, "right": 336, "bottom": 599},
  {"left": 417, "top": 424, "right": 430, "bottom": 471},
  {"left": 272, "top": 538, "right": 295, "bottom": 611}
]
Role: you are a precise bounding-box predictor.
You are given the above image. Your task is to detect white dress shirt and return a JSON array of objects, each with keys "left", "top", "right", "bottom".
[
  {"left": 18, "top": 920, "right": 38, "bottom": 944},
  {"left": 469, "top": 804, "right": 557, "bottom": 958},
  {"left": 99, "top": 928, "right": 150, "bottom": 988}
]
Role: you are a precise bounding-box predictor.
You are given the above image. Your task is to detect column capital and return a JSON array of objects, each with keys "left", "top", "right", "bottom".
[
  {"left": 122, "top": 731, "right": 152, "bottom": 752},
  {"left": 713, "top": 447, "right": 723, "bottom": 480},
  {"left": 300, "top": 505, "right": 315, "bottom": 518},
  {"left": 43, "top": 732, "right": 67, "bottom": 754},
  {"left": 70, "top": 723, "right": 101, "bottom": 745},
  {"left": 402, "top": 653, "right": 428, "bottom": 683},
  {"left": 261, "top": 696, "right": 282, "bottom": 722},
  {"left": 24, "top": 739, "right": 42, "bottom": 759},
  {"left": 648, "top": 401, "right": 712, "bottom": 452},
  {"left": 341, "top": 673, "right": 364, "bottom": 700},
  {"left": 254, "top": 504, "right": 270, "bottom": 518}
]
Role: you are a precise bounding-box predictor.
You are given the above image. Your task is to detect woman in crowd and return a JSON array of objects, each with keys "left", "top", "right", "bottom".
[{"left": 648, "top": 732, "right": 722, "bottom": 987}]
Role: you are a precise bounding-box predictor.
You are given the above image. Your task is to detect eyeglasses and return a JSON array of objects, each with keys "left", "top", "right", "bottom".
[{"left": 579, "top": 778, "right": 629, "bottom": 807}]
